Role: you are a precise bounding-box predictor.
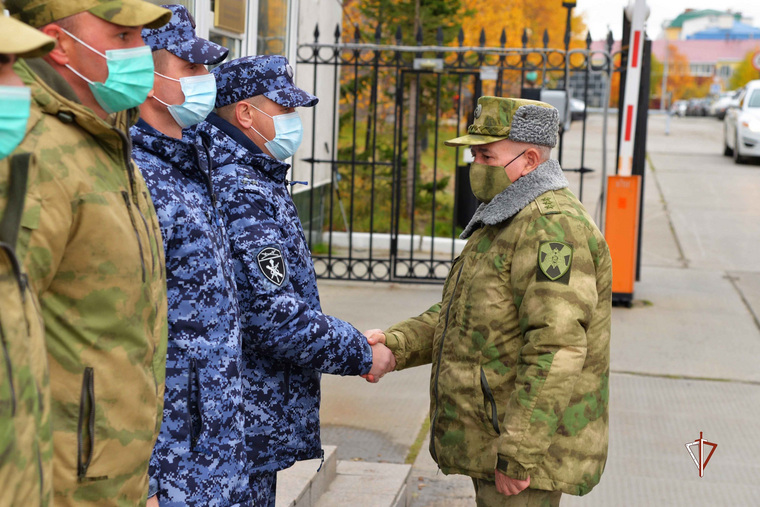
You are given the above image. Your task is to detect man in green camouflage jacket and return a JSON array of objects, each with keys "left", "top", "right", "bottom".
[
  {"left": 0, "top": 13, "right": 55, "bottom": 506},
  {"left": 4, "top": 0, "right": 171, "bottom": 504},
  {"left": 366, "top": 97, "right": 612, "bottom": 506}
]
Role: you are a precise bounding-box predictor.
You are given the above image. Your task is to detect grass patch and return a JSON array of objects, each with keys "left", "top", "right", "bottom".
[
  {"left": 330, "top": 119, "right": 466, "bottom": 238},
  {"left": 405, "top": 416, "right": 431, "bottom": 465}
]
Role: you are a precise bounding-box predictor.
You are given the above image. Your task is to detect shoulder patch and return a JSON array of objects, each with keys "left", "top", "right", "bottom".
[
  {"left": 537, "top": 241, "right": 573, "bottom": 284},
  {"left": 536, "top": 192, "right": 560, "bottom": 215},
  {"left": 257, "top": 246, "right": 287, "bottom": 286}
]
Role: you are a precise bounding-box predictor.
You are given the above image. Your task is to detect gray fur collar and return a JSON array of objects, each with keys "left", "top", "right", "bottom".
[{"left": 461, "top": 159, "right": 568, "bottom": 239}]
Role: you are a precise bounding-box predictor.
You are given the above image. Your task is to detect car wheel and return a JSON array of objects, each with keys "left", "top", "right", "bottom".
[
  {"left": 724, "top": 140, "right": 733, "bottom": 156},
  {"left": 734, "top": 133, "right": 746, "bottom": 164}
]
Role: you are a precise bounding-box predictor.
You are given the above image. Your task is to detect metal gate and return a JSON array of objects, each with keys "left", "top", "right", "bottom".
[{"left": 295, "top": 24, "right": 620, "bottom": 282}]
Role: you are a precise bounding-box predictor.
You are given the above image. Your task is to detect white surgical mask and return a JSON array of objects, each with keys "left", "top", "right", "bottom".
[
  {"left": 153, "top": 72, "right": 217, "bottom": 128},
  {"left": 248, "top": 104, "right": 303, "bottom": 160}
]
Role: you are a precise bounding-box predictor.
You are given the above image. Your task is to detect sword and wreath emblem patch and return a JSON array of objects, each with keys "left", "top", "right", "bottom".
[{"left": 257, "top": 246, "right": 287, "bottom": 287}]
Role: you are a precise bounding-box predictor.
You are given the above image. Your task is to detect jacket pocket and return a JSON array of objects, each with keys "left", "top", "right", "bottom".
[
  {"left": 283, "top": 364, "right": 291, "bottom": 402},
  {"left": 188, "top": 359, "right": 204, "bottom": 451},
  {"left": 480, "top": 367, "right": 501, "bottom": 436},
  {"left": 77, "top": 367, "right": 95, "bottom": 479}
]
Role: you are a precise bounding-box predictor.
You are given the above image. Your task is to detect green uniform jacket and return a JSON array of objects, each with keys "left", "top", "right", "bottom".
[
  {"left": 0, "top": 153, "right": 53, "bottom": 506},
  {"left": 13, "top": 58, "right": 168, "bottom": 506},
  {"left": 385, "top": 160, "right": 611, "bottom": 496}
]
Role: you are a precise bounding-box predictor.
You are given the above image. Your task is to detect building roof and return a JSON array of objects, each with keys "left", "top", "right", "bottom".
[
  {"left": 687, "top": 20, "right": 760, "bottom": 40},
  {"left": 591, "top": 39, "right": 760, "bottom": 64},
  {"left": 667, "top": 9, "right": 740, "bottom": 29}
]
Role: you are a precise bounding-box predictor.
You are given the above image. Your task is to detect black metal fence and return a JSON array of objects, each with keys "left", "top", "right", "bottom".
[{"left": 295, "top": 23, "right": 620, "bottom": 283}]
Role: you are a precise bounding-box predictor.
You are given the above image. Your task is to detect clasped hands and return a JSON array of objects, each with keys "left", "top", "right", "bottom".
[{"left": 361, "top": 328, "right": 395, "bottom": 383}]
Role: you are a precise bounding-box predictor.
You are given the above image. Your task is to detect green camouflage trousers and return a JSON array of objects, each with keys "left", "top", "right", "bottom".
[{"left": 472, "top": 480, "right": 561, "bottom": 507}]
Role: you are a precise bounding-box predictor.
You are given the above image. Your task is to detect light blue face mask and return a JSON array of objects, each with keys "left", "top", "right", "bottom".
[
  {"left": 61, "top": 28, "right": 154, "bottom": 114},
  {"left": 153, "top": 72, "right": 217, "bottom": 129},
  {"left": 0, "top": 86, "right": 31, "bottom": 160},
  {"left": 249, "top": 104, "right": 303, "bottom": 161}
]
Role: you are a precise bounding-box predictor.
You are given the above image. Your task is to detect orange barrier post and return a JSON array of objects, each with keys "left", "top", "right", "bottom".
[{"left": 604, "top": 174, "right": 641, "bottom": 306}]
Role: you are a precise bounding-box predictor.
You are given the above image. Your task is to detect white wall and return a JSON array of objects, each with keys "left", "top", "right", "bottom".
[{"left": 291, "top": 0, "right": 342, "bottom": 191}]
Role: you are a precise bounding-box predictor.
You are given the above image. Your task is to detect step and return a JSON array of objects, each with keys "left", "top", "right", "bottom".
[
  {"left": 276, "top": 446, "right": 338, "bottom": 507},
  {"left": 314, "top": 461, "right": 412, "bottom": 507}
]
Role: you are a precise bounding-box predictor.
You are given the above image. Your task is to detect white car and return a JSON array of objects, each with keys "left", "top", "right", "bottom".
[
  {"left": 724, "top": 80, "right": 760, "bottom": 164},
  {"left": 710, "top": 90, "right": 740, "bottom": 120}
]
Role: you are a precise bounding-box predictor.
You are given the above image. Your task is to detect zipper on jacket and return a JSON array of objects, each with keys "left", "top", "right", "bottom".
[
  {"left": 37, "top": 444, "right": 44, "bottom": 496},
  {"left": 0, "top": 244, "right": 28, "bottom": 417},
  {"left": 283, "top": 364, "right": 291, "bottom": 403},
  {"left": 480, "top": 367, "right": 501, "bottom": 435},
  {"left": 77, "top": 367, "right": 95, "bottom": 479},
  {"left": 188, "top": 359, "right": 203, "bottom": 451},
  {"left": 121, "top": 191, "right": 146, "bottom": 283},
  {"left": 429, "top": 261, "right": 466, "bottom": 464},
  {"left": 0, "top": 324, "right": 17, "bottom": 417},
  {"left": 114, "top": 126, "right": 139, "bottom": 201},
  {"left": 135, "top": 192, "right": 156, "bottom": 275},
  {"left": 193, "top": 139, "right": 218, "bottom": 211}
]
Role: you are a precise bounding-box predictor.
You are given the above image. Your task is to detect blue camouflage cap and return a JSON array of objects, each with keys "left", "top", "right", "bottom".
[
  {"left": 142, "top": 4, "right": 228, "bottom": 65},
  {"left": 212, "top": 55, "right": 319, "bottom": 108}
]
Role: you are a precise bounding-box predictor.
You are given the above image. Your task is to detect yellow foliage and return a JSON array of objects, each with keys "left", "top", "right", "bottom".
[
  {"left": 459, "top": 0, "right": 587, "bottom": 48},
  {"left": 729, "top": 47, "right": 760, "bottom": 90}
]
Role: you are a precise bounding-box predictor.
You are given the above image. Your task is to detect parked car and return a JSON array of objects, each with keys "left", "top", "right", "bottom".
[
  {"left": 570, "top": 97, "right": 586, "bottom": 121},
  {"left": 686, "top": 98, "right": 710, "bottom": 116},
  {"left": 670, "top": 100, "right": 688, "bottom": 117},
  {"left": 710, "top": 90, "right": 742, "bottom": 120},
  {"left": 723, "top": 80, "right": 760, "bottom": 163}
]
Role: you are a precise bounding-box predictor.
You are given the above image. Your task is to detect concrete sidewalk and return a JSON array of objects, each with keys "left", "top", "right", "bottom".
[{"left": 316, "top": 114, "right": 760, "bottom": 505}]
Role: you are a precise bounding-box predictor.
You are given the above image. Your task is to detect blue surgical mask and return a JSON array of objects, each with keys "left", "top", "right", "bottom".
[
  {"left": 0, "top": 86, "right": 31, "bottom": 160},
  {"left": 249, "top": 104, "right": 303, "bottom": 161},
  {"left": 153, "top": 72, "right": 217, "bottom": 128},
  {"left": 61, "top": 28, "right": 154, "bottom": 114}
]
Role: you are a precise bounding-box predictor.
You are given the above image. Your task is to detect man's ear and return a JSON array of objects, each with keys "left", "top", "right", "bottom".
[
  {"left": 522, "top": 147, "right": 542, "bottom": 174},
  {"left": 40, "top": 24, "right": 71, "bottom": 67},
  {"left": 234, "top": 101, "right": 255, "bottom": 129}
]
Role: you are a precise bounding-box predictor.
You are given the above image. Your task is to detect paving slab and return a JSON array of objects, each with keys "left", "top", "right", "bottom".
[
  {"left": 563, "top": 373, "right": 760, "bottom": 507},
  {"left": 612, "top": 265, "right": 760, "bottom": 382},
  {"left": 318, "top": 281, "right": 438, "bottom": 463},
  {"left": 314, "top": 461, "right": 412, "bottom": 507},
  {"left": 276, "top": 446, "right": 337, "bottom": 507},
  {"left": 408, "top": 433, "right": 475, "bottom": 506}
]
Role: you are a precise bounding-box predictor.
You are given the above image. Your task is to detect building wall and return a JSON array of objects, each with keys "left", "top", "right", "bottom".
[{"left": 664, "top": 27, "right": 681, "bottom": 41}]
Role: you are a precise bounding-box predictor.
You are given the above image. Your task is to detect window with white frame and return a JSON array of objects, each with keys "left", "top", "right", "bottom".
[
  {"left": 257, "top": 0, "right": 290, "bottom": 55},
  {"left": 689, "top": 63, "right": 714, "bottom": 77}
]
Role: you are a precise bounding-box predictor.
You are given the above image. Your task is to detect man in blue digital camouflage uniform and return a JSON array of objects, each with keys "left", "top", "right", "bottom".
[
  {"left": 129, "top": 6, "right": 252, "bottom": 506},
  {"left": 195, "top": 55, "right": 397, "bottom": 506}
]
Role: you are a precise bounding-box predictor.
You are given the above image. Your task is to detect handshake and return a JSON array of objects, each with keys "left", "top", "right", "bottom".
[{"left": 362, "top": 329, "right": 395, "bottom": 383}]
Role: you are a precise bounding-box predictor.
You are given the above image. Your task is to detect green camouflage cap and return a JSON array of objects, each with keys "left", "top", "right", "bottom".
[
  {"left": 5, "top": 0, "right": 171, "bottom": 29},
  {"left": 445, "top": 96, "right": 559, "bottom": 148},
  {"left": 0, "top": 14, "right": 55, "bottom": 57}
]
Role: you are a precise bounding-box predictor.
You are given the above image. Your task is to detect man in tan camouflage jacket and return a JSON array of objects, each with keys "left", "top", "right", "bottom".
[
  {"left": 4, "top": 0, "right": 171, "bottom": 504},
  {"left": 366, "top": 96, "right": 612, "bottom": 506}
]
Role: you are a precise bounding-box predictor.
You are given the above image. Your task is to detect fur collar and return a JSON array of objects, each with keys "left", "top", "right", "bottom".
[{"left": 461, "top": 159, "right": 568, "bottom": 239}]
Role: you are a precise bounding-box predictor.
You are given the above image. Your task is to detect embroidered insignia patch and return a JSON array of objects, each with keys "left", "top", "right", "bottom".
[
  {"left": 537, "top": 241, "right": 573, "bottom": 283},
  {"left": 257, "top": 246, "right": 287, "bottom": 286},
  {"left": 474, "top": 104, "right": 482, "bottom": 119}
]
